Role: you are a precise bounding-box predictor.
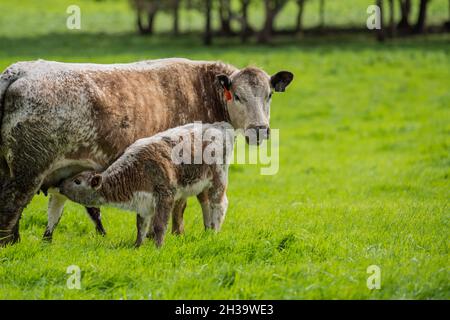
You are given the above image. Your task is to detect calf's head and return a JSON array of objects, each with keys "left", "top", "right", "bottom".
[
  {"left": 59, "top": 171, "right": 104, "bottom": 207},
  {"left": 217, "top": 67, "right": 293, "bottom": 145}
]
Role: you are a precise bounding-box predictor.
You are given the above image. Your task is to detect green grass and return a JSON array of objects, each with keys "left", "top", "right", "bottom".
[{"left": 0, "top": 0, "right": 449, "bottom": 299}]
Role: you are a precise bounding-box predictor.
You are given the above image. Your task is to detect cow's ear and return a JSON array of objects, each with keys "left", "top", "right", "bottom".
[
  {"left": 217, "top": 74, "right": 231, "bottom": 90},
  {"left": 90, "top": 174, "right": 103, "bottom": 190},
  {"left": 271, "top": 71, "right": 294, "bottom": 92}
]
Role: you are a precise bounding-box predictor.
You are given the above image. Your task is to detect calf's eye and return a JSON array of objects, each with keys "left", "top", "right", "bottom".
[
  {"left": 233, "top": 94, "right": 240, "bottom": 102},
  {"left": 74, "top": 179, "right": 81, "bottom": 185}
]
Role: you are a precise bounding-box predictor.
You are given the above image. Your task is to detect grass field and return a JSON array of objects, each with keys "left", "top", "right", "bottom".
[{"left": 0, "top": 0, "right": 449, "bottom": 299}]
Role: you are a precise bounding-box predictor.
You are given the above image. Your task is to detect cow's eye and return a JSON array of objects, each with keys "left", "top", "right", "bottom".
[
  {"left": 233, "top": 94, "right": 240, "bottom": 102},
  {"left": 74, "top": 179, "right": 81, "bottom": 185},
  {"left": 268, "top": 92, "right": 273, "bottom": 100}
]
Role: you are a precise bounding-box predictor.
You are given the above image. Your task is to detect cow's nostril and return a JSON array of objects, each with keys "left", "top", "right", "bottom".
[
  {"left": 245, "top": 126, "right": 270, "bottom": 145},
  {"left": 255, "top": 126, "right": 269, "bottom": 139}
]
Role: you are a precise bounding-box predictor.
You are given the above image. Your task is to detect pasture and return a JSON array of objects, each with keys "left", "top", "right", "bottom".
[{"left": 0, "top": 0, "right": 448, "bottom": 299}]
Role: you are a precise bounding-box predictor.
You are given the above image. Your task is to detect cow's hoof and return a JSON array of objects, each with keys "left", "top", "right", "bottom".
[{"left": 0, "top": 232, "right": 19, "bottom": 247}]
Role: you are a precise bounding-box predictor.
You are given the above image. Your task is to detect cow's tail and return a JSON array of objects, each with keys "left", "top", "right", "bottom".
[{"left": 0, "top": 65, "right": 21, "bottom": 174}]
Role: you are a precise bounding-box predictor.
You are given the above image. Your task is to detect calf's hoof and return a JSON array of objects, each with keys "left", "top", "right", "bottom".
[
  {"left": 86, "top": 207, "right": 107, "bottom": 236},
  {"left": 95, "top": 225, "right": 107, "bottom": 236},
  {"left": 172, "top": 225, "right": 184, "bottom": 235},
  {"left": 154, "top": 238, "right": 164, "bottom": 249}
]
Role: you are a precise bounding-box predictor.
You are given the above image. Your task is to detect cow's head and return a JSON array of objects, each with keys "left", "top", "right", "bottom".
[{"left": 217, "top": 67, "right": 293, "bottom": 145}]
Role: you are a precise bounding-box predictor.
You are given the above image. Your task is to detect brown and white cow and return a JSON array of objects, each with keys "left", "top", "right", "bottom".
[{"left": 0, "top": 58, "right": 293, "bottom": 245}]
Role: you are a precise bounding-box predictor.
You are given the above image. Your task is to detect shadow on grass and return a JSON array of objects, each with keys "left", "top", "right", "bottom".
[{"left": 0, "top": 32, "right": 449, "bottom": 61}]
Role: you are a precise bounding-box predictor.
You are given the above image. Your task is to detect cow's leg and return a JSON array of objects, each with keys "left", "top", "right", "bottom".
[
  {"left": 43, "top": 193, "right": 67, "bottom": 241},
  {"left": 0, "top": 175, "right": 42, "bottom": 246},
  {"left": 197, "top": 191, "right": 212, "bottom": 230},
  {"left": 85, "top": 207, "right": 106, "bottom": 236},
  {"left": 135, "top": 213, "right": 151, "bottom": 248},
  {"left": 171, "top": 199, "right": 187, "bottom": 235}
]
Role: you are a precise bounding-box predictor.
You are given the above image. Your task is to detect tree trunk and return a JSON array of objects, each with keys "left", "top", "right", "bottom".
[
  {"left": 219, "top": 0, "right": 233, "bottom": 36},
  {"left": 319, "top": 0, "right": 325, "bottom": 29},
  {"left": 258, "top": 1, "right": 276, "bottom": 43},
  {"left": 414, "top": 0, "right": 429, "bottom": 34},
  {"left": 137, "top": 10, "right": 147, "bottom": 34},
  {"left": 388, "top": 0, "right": 396, "bottom": 36},
  {"left": 241, "top": 0, "right": 251, "bottom": 43},
  {"left": 295, "top": 0, "right": 305, "bottom": 33},
  {"left": 445, "top": 0, "right": 450, "bottom": 30},
  {"left": 137, "top": 8, "right": 156, "bottom": 35},
  {"left": 147, "top": 10, "right": 156, "bottom": 35},
  {"left": 172, "top": 0, "right": 180, "bottom": 35},
  {"left": 376, "top": 0, "right": 385, "bottom": 42},
  {"left": 258, "top": 0, "right": 286, "bottom": 44},
  {"left": 204, "top": 0, "right": 213, "bottom": 45},
  {"left": 398, "top": 0, "right": 411, "bottom": 30}
]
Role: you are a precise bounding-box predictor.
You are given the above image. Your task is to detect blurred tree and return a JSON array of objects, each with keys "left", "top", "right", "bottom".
[
  {"left": 219, "top": 0, "right": 233, "bottom": 35},
  {"left": 414, "top": 0, "right": 430, "bottom": 33},
  {"left": 446, "top": 0, "right": 450, "bottom": 30},
  {"left": 130, "top": 0, "right": 181, "bottom": 36},
  {"left": 130, "top": 0, "right": 159, "bottom": 35},
  {"left": 258, "top": 0, "right": 289, "bottom": 43},
  {"left": 240, "top": 0, "right": 252, "bottom": 42},
  {"left": 319, "top": 0, "right": 325, "bottom": 29},
  {"left": 398, "top": 0, "right": 411, "bottom": 30},
  {"left": 388, "top": 0, "right": 396, "bottom": 36},
  {"left": 127, "top": 0, "right": 443, "bottom": 44},
  {"left": 376, "top": 0, "right": 385, "bottom": 42},
  {"left": 204, "top": 0, "right": 213, "bottom": 45},
  {"left": 171, "top": 0, "right": 181, "bottom": 35},
  {"left": 295, "top": 0, "right": 306, "bottom": 33}
]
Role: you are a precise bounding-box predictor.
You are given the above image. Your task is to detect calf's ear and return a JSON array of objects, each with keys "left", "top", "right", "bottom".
[
  {"left": 271, "top": 71, "right": 294, "bottom": 92},
  {"left": 216, "top": 74, "right": 232, "bottom": 90},
  {"left": 90, "top": 174, "right": 103, "bottom": 190}
]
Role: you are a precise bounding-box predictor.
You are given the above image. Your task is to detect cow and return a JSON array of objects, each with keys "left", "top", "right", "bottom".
[
  {"left": 0, "top": 58, "right": 293, "bottom": 245},
  {"left": 58, "top": 122, "right": 235, "bottom": 247}
]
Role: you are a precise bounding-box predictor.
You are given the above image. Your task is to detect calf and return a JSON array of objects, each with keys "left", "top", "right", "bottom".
[{"left": 58, "top": 122, "right": 234, "bottom": 247}]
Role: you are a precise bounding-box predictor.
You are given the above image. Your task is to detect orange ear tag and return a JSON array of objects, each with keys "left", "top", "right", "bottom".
[{"left": 224, "top": 89, "right": 232, "bottom": 102}]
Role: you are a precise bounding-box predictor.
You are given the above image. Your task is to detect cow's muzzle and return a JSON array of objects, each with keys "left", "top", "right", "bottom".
[{"left": 245, "top": 126, "right": 270, "bottom": 145}]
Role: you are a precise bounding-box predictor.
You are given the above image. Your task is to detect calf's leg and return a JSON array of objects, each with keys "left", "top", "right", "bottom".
[
  {"left": 85, "top": 207, "right": 106, "bottom": 236},
  {"left": 197, "top": 191, "right": 212, "bottom": 230},
  {"left": 135, "top": 213, "right": 151, "bottom": 248},
  {"left": 171, "top": 199, "right": 186, "bottom": 235},
  {"left": 208, "top": 189, "right": 228, "bottom": 232},
  {"left": 152, "top": 197, "right": 174, "bottom": 248}
]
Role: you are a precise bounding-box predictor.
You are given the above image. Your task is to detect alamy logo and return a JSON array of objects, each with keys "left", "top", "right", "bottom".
[
  {"left": 367, "top": 265, "right": 381, "bottom": 290},
  {"left": 366, "top": 5, "right": 381, "bottom": 30},
  {"left": 66, "top": 265, "right": 81, "bottom": 289},
  {"left": 66, "top": 5, "right": 81, "bottom": 30}
]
